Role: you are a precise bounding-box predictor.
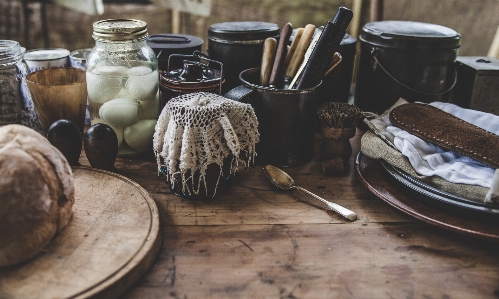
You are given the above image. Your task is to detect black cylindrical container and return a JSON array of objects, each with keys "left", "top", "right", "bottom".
[
  {"left": 225, "top": 68, "right": 320, "bottom": 167},
  {"left": 146, "top": 34, "right": 203, "bottom": 70},
  {"left": 208, "top": 21, "right": 280, "bottom": 93},
  {"left": 354, "top": 21, "right": 461, "bottom": 114},
  {"left": 317, "top": 33, "right": 357, "bottom": 105}
]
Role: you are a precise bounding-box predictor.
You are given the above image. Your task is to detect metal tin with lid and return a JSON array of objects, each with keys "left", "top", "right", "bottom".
[
  {"left": 354, "top": 21, "right": 461, "bottom": 114},
  {"left": 208, "top": 21, "right": 279, "bottom": 93},
  {"left": 146, "top": 34, "right": 203, "bottom": 71}
]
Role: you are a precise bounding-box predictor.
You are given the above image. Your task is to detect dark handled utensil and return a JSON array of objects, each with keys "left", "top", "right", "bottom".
[
  {"left": 296, "top": 6, "right": 353, "bottom": 89},
  {"left": 269, "top": 22, "right": 293, "bottom": 88}
]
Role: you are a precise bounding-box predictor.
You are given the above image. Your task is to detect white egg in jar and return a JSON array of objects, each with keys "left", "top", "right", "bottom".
[
  {"left": 86, "top": 66, "right": 129, "bottom": 104},
  {"left": 99, "top": 97, "right": 140, "bottom": 128},
  {"left": 139, "top": 91, "right": 160, "bottom": 120},
  {"left": 124, "top": 119, "right": 157, "bottom": 151},
  {"left": 126, "top": 66, "right": 158, "bottom": 101},
  {"left": 91, "top": 118, "right": 124, "bottom": 147}
]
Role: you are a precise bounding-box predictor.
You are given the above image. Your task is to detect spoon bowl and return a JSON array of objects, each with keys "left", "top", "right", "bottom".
[
  {"left": 263, "top": 165, "right": 357, "bottom": 221},
  {"left": 264, "top": 164, "right": 296, "bottom": 190}
]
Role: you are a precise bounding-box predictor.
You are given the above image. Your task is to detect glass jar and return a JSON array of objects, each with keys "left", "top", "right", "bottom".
[
  {"left": 0, "top": 40, "right": 41, "bottom": 131},
  {"left": 86, "top": 19, "right": 159, "bottom": 156}
]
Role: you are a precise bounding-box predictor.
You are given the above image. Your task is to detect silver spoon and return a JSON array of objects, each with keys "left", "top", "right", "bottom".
[{"left": 263, "top": 165, "right": 357, "bottom": 221}]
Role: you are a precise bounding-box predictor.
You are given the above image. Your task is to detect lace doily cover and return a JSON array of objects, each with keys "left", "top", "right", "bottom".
[{"left": 153, "top": 92, "right": 259, "bottom": 197}]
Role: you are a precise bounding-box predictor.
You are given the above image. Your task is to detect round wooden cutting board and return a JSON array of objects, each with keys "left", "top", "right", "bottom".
[{"left": 0, "top": 167, "right": 162, "bottom": 299}]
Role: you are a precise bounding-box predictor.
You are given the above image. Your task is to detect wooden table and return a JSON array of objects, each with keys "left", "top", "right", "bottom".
[{"left": 80, "top": 130, "right": 499, "bottom": 299}]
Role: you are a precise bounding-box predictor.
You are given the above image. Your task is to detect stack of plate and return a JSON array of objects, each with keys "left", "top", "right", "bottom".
[{"left": 381, "top": 160, "right": 499, "bottom": 215}]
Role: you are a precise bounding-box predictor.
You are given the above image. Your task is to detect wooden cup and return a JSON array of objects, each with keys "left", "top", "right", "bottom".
[{"left": 26, "top": 67, "right": 87, "bottom": 135}]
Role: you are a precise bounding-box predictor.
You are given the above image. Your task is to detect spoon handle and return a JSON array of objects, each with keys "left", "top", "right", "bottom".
[{"left": 295, "top": 186, "right": 357, "bottom": 221}]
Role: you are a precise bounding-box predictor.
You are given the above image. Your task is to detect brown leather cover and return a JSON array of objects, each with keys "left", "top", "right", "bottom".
[{"left": 389, "top": 103, "right": 499, "bottom": 169}]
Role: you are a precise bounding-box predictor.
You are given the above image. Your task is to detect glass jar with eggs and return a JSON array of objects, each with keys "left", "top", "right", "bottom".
[{"left": 86, "top": 19, "right": 159, "bottom": 156}]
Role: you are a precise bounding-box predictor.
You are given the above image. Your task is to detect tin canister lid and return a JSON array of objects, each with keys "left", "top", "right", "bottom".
[
  {"left": 147, "top": 34, "right": 203, "bottom": 52},
  {"left": 24, "top": 48, "right": 70, "bottom": 61},
  {"left": 92, "top": 19, "right": 148, "bottom": 41},
  {"left": 208, "top": 21, "right": 280, "bottom": 42},
  {"left": 147, "top": 34, "right": 203, "bottom": 63},
  {"left": 361, "top": 21, "right": 461, "bottom": 50}
]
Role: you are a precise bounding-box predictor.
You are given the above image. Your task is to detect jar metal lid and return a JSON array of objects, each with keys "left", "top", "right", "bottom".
[
  {"left": 361, "top": 21, "right": 461, "bottom": 51},
  {"left": 92, "top": 19, "right": 149, "bottom": 41}
]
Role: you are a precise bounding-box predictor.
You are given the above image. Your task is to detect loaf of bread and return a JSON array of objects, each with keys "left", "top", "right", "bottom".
[{"left": 0, "top": 124, "right": 75, "bottom": 267}]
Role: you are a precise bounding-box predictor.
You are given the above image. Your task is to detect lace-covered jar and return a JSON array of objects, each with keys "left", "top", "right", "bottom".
[
  {"left": 153, "top": 92, "right": 259, "bottom": 199},
  {"left": 86, "top": 19, "right": 159, "bottom": 156},
  {"left": 0, "top": 40, "right": 41, "bottom": 131}
]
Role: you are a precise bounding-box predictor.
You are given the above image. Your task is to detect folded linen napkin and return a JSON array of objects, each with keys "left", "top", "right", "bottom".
[
  {"left": 361, "top": 130, "right": 489, "bottom": 202},
  {"left": 368, "top": 99, "right": 499, "bottom": 202}
]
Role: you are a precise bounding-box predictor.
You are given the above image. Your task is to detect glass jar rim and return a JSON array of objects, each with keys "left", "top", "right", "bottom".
[{"left": 0, "top": 40, "right": 24, "bottom": 64}]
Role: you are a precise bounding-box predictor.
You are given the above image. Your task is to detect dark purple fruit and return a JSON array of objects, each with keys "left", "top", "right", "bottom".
[
  {"left": 47, "top": 119, "right": 82, "bottom": 166},
  {"left": 84, "top": 123, "right": 118, "bottom": 172}
]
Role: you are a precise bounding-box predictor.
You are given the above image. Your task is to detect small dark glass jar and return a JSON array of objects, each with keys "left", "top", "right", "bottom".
[{"left": 159, "top": 54, "right": 223, "bottom": 107}]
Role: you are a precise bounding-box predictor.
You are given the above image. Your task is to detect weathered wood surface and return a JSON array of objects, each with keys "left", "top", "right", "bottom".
[
  {"left": 78, "top": 130, "right": 499, "bottom": 299},
  {"left": 0, "top": 168, "right": 162, "bottom": 299}
]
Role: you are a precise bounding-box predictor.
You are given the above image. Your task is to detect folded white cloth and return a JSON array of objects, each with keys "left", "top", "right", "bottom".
[{"left": 377, "top": 101, "right": 498, "bottom": 189}]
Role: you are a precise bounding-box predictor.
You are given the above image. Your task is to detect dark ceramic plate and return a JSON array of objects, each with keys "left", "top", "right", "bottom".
[
  {"left": 355, "top": 152, "right": 499, "bottom": 241},
  {"left": 380, "top": 160, "right": 499, "bottom": 215}
]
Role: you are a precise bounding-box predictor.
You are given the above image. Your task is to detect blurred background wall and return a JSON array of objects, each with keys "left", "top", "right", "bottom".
[{"left": 0, "top": 0, "right": 498, "bottom": 55}]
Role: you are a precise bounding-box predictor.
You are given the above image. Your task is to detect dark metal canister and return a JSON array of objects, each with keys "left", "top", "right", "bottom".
[
  {"left": 354, "top": 21, "right": 461, "bottom": 114},
  {"left": 225, "top": 67, "right": 320, "bottom": 167},
  {"left": 146, "top": 34, "right": 203, "bottom": 70},
  {"left": 208, "top": 21, "right": 280, "bottom": 93},
  {"left": 317, "top": 33, "right": 357, "bottom": 105}
]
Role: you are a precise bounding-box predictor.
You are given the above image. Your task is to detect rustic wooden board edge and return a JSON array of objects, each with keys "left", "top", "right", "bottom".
[{"left": 71, "top": 167, "right": 164, "bottom": 299}]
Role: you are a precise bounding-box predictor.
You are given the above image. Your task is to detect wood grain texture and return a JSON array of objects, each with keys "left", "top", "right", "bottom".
[
  {"left": 123, "top": 223, "right": 499, "bottom": 299},
  {"left": 0, "top": 168, "right": 162, "bottom": 299},
  {"left": 284, "top": 24, "right": 315, "bottom": 79},
  {"left": 260, "top": 37, "right": 277, "bottom": 87},
  {"left": 72, "top": 130, "right": 499, "bottom": 299}
]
